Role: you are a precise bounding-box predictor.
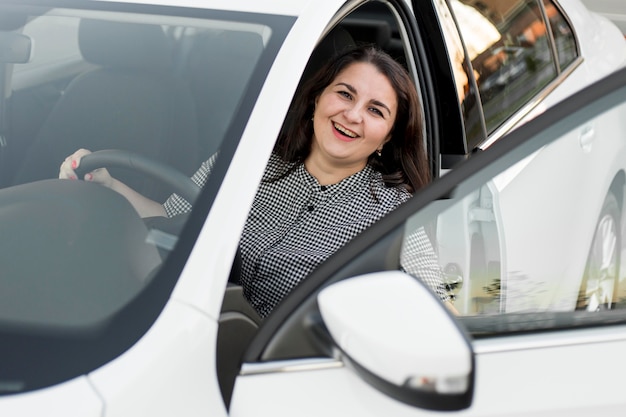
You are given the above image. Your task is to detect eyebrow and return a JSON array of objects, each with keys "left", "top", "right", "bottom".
[{"left": 336, "top": 82, "right": 392, "bottom": 116}]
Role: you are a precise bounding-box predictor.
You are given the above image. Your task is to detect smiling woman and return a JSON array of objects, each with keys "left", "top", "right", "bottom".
[{"left": 60, "top": 45, "right": 449, "bottom": 318}]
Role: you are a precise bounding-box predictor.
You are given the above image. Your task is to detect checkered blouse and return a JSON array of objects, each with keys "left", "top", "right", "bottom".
[{"left": 164, "top": 152, "right": 449, "bottom": 317}]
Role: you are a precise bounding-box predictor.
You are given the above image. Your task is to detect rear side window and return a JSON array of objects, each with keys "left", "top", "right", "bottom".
[
  {"left": 543, "top": 0, "right": 577, "bottom": 70},
  {"left": 450, "top": 0, "right": 562, "bottom": 133}
]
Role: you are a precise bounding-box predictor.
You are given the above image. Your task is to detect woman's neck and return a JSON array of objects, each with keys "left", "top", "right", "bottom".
[{"left": 303, "top": 156, "right": 366, "bottom": 186}]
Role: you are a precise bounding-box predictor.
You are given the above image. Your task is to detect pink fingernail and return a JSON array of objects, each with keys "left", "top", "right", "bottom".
[
  {"left": 86, "top": 173, "right": 93, "bottom": 181},
  {"left": 71, "top": 160, "right": 77, "bottom": 169}
]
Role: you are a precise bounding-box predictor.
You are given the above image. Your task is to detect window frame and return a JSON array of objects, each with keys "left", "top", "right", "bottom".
[{"left": 445, "top": 0, "right": 582, "bottom": 149}]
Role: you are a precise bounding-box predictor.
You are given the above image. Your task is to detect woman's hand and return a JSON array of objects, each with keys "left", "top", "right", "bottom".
[
  {"left": 59, "top": 148, "right": 167, "bottom": 218},
  {"left": 59, "top": 148, "right": 114, "bottom": 188}
]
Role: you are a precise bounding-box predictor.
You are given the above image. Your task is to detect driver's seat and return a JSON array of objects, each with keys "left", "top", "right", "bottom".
[{"left": 13, "top": 19, "right": 200, "bottom": 201}]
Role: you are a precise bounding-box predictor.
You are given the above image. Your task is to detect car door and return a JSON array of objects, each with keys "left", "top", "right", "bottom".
[
  {"left": 428, "top": 0, "right": 622, "bottom": 315},
  {"left": 229, "top": 67, "right": 626, "bottom": 416}
]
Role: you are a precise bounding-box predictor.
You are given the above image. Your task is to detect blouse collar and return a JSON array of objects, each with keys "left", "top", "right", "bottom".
[{"left": 296, "top": 162, "right": 375, "bottom": 194}]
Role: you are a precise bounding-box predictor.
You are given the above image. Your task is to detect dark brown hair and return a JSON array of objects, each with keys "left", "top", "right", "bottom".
[{"left": 275, "top": 45, "right": 431, "bottom": 193}]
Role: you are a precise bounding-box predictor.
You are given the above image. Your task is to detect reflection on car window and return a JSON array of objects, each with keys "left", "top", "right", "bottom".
[
  {"left": 15, "top": 16, "right": 81, "bottom": 77},
  {"left": 0, "top": 4, "right": 281, "bottom": 333},
  {"left": 543, "top": 0, "right": 577, "bottom": 70},
  {"left": 399, "top": 78, "right": 626, "bottom": 335},
  {"left": 451, "top": 0, "right": 558, "bottom": 133},
  {"left": 434, "top": 0, "right": 486, "bottom": 150}
]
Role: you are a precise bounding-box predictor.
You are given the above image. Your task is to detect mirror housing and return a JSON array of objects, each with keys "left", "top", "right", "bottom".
[{"left": 318, "top": 271, "right": 474, "bottom": 411}]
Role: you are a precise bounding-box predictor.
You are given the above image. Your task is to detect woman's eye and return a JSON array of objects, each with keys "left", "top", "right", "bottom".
[
  {"left": 369, "top": 107, "right": 383, "bottom": 117},
  {"left": 338, "top": 91, "right": 351, "bottom": 99}
]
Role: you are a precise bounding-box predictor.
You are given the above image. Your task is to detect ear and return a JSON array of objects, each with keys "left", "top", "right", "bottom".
[{"left": 311, "top": 96, "right": 320, "bottom": 118}]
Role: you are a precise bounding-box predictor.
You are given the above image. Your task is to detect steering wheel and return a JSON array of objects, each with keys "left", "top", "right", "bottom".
[{"left": 74, "top": 149, "right": 200, "bottom": 203}]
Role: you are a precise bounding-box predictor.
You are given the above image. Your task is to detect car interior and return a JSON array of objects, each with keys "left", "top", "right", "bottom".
[{"left": 0, "top": 1, "right": 415, "bottom": 405}]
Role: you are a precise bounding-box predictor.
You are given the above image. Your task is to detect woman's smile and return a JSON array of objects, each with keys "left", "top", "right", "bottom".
[{"left": 332, "top": 121, "right": 359, "bottom": 140}]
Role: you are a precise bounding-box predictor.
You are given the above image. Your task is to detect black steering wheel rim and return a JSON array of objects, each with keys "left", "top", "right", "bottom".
[{"left": 74, "top": 149, "right": 200, "bottom": 203}]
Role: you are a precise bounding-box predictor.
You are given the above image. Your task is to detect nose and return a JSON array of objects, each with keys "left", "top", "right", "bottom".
[{"left": 344, "top": 105, "right": 363, "bottom": 123}]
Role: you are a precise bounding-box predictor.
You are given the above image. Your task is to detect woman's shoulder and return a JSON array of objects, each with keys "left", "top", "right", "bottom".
[
  {"left": 369, "top": 170, "right": 412, "bottom": 207},
  {"left": 262, "top": 152, "right": 298, "bottom": 180}
]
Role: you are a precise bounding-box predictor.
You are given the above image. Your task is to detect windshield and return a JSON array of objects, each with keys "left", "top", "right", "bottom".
[{"left": 0, "top": 2, "right": 291, "bottom": 393}]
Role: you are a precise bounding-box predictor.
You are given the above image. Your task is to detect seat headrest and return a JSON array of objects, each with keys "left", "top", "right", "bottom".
[
  {"left": 302, "top": 26, "right": 355, "bottom": 82},
  {"left": 202, "top": 30, "right": 263, "bottom": 58},
  {"left": 341, "top": 19, "right": 392, "bottom": 49},
  {"left": 78, "top": 19, "right": 172, "bottom": 72}
]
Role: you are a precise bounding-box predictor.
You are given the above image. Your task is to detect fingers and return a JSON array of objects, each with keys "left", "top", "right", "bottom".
[
  {"left": 59, "top": 156, "right": 77, "bottom": 180},
  {"left": 59, "top": 148, "right": 92, "bottom": 180}
]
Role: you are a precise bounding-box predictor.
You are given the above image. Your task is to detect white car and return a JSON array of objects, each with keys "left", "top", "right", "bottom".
[
  {"left": 581, "top": 0, "right": 626, "bottom": 35},
  {"left": 0, "top": 0, "right": 625, "bottom": 416}
]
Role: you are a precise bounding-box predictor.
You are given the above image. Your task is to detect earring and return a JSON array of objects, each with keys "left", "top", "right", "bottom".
[{"left": 376, "top": 148, "right": 382, "bottom": 157}]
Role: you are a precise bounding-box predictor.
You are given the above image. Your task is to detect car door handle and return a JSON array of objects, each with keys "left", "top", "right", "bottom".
[{"left": 579, "top": 123, "right": 595, "bottom": 152}]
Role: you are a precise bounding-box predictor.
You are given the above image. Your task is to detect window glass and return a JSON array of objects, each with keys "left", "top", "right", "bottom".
[
  {"left": 543, "top": 0, "right": 577, "bottom": 70},
  {"left": 15, "top": 15, "right": 81, "bottom": 76},
  {"left": 434, "top": 0, "right": 486, "bottom": 150},
  {"left": 0, "top": 3, "right": 285, "bottom": 339},
  {"left": 451, "top": 0, "right": 558, "bottom": 133},
  {"left": 399, "top": 80, "right": 626, "bottom": 335},
  {"left": 0, "top": 2, "right": 293, "bottom": 394}
]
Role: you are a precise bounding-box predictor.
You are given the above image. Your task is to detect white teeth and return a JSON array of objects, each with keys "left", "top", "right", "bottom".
[{"left": 334, "top": 122, "right": 357, "bottom": 138}]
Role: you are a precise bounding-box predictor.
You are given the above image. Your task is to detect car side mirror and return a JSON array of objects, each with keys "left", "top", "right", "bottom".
[{"left": 317, "top": 271, "right": 474, "bottom": 411}]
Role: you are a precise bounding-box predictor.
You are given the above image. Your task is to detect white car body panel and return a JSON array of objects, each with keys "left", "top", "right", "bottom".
[
  {"left": 472, "top": 329, "right": 626, "bottom": 416},
  {"left": 232, "top": 364, "right": 422, "bottom": 417},
  {"left": 88, "top": 300, "right": 223, "bottom": 417},
  {"left": 581, "top": 0, "right": 626, "bottom": 35},
  {"left": 496, "top": 101, "right": 626, "bottom": 312},
  {"left": 2, "top": 377, "right": 102, "bottom": 417}
]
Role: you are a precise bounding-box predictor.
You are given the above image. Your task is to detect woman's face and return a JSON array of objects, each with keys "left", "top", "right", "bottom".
[{"left": 309, "top": 62, "right": 397, "bottom": 173}]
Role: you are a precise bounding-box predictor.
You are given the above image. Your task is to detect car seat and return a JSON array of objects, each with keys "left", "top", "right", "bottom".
[
  {"left": 181, "top": 29, "right": 264, "bottom": 159},
  {"left": 13, "top": 19, "right": 200, "bottom": 202},
  {"left": 301, "top": 25, "right": 356, "bottom": 83}
]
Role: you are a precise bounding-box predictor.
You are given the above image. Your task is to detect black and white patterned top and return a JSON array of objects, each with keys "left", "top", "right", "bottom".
[{"left": 164, "top": 152, "right": 449, "bottom": 317}]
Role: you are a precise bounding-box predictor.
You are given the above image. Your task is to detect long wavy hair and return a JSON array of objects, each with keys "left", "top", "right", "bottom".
[{"left": 274, "top": 45, "right": 431, "bottom": 193}]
